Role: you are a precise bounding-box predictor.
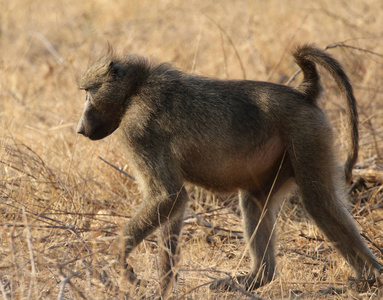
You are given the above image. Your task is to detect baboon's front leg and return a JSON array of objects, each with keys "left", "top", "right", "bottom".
[
  {"left": 118, "top": 180, "right": 187, "bottom": 298},
  {"left": 122, "top": 186, "right": 187, "bottom": 263},
  {"left": 158, "top": 216, "right": 184, "bottom": 295}
]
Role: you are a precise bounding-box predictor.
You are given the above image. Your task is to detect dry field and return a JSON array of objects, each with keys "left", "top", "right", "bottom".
[{"left": 1, "top": 0, "right": 383, "bottom": 299}]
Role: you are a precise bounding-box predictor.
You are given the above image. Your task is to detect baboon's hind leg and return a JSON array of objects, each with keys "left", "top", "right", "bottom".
[{"left": 288, "top": 125, "right": 383, "bottom": 284}]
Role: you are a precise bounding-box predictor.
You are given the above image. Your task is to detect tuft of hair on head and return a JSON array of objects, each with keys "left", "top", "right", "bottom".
[{"left": 106, "top": 41, "right": 115, "bottom": 56}]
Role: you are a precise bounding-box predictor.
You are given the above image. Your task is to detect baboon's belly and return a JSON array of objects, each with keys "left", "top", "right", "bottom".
[{"left": 180, "top": 134, "right": 286, "bottom": 192}]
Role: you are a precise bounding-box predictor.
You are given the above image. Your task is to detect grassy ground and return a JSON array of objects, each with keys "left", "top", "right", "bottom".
[{"left": 1, "top": 0, "right": 383, "bottom": 299}]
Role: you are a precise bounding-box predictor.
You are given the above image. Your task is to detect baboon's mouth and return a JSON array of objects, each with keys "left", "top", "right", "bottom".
[{"left": 88, "top": 126, "right": 117, "bottom": 141}]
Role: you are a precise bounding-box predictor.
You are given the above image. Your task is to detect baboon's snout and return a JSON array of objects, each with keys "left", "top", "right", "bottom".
[{"left": 76, "top": 119, "right": 86, "bottom": 136}]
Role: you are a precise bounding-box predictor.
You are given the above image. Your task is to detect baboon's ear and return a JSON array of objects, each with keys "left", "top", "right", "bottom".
[{"left": 109, "top": 61, "right": 125, "bottom": 79}]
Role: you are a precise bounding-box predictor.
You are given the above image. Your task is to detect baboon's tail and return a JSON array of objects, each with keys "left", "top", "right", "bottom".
[{"left": 293, "top": 44, "right": 358, "bottom": 183}]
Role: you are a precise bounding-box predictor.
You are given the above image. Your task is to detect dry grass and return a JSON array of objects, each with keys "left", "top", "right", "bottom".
[{"left": 1, "top": 0, "right": 383, "bottom": 299}]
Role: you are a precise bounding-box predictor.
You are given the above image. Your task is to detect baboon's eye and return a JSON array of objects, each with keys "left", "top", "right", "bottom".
[{"left": 80, "top": 85, "right": 99, "bottom": 94}]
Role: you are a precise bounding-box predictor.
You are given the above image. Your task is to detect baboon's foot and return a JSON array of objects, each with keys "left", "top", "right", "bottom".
[
  {"left": 209, "top": 274, "right": 266, "bottom": 291},
  {"left": 99, "top": 263, "right": 143, "bottom": 294},
  {"left": 318, "top": 275, "right": 380, "bottom": 296},
  {"left": 348, "top": 276, "right": 379, "bottom": 293}
]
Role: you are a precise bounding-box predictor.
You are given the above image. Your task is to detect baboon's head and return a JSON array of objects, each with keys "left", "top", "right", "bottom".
[
  {"left": 77, "top": 55, "right": 149, "bottom": 140},
  {"left": 76, "top": 58, "right": 128, "bottom": 140}
]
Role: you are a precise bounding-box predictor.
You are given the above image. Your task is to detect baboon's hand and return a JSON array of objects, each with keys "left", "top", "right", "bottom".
[
  {"left": 210, "top": 274, "right": 264, "bottom": 291},
  {"left": 123, "top": 263, "right": 141, "bottom": 285}
]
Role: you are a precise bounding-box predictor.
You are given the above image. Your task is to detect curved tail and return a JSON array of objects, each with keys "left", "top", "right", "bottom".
[{"left": 293, "top": 44, "right": 358, "bottom": 183}]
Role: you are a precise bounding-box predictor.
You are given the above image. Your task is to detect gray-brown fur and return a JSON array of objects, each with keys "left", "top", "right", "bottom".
[{"left": 76, "top": 45, "right": 382, "bottom": 295}]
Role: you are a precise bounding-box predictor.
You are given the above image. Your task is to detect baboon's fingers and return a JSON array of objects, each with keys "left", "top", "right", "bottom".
[
  {"left": 209, "top": 277, "right": 236, "bottom": 291},
  {"left": 318, "top": 286, "right": 347, "bottom": 295}
]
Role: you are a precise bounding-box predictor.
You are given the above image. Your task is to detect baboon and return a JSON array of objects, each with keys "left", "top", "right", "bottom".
[{"left": 76, "top": 45, "right": 382, "bottom": 295}]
